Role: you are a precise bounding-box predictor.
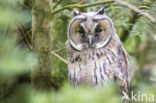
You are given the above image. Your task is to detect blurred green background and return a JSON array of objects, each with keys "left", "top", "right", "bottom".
[{"left": 0, "top": 0, "right": 156, "bottom": 103}]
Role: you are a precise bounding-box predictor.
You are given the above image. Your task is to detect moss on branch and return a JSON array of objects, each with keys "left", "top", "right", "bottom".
[
  {"left": 52, "top": 0, "right": 115, "bottom": 15},
  {"left": 52, "top": 0, "right": 156, "bottom": 23}
]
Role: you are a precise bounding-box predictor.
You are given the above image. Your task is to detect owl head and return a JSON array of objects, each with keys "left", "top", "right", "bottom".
[{"left": 68, "top": 7, "right": 116, "bottom": 51}]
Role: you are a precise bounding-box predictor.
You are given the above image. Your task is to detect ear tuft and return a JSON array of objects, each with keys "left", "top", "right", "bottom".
[
  {"left": 97, "top": 7, "right": 105, "bottom": 15},
  {"left": 73, "top": 10, "right": 81, "bottom": 16}
]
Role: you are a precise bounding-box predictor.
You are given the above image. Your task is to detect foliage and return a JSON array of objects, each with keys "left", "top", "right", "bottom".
[
  {"left": 0, "top": 37, "right": 37, "bottom": 84},
  {"left": 2, "top": 84, "right": 121, "bottom": 103},
  {"left": 0, "top": 0, "right": 36, "bottom": 84}
]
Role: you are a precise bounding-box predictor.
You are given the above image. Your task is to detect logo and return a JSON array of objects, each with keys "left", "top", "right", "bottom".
[{"left": 122, "top": 91, "right": 155, "bottom": 102}]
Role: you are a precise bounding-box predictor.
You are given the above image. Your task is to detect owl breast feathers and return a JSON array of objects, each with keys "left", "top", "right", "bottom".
[{"left": 66, "top": 7, "right": 130, "bottom": 97}]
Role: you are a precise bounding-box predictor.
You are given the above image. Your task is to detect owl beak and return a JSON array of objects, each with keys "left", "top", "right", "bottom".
[{"left": 88, "top": 35, "right": 94, "bottom": 47}]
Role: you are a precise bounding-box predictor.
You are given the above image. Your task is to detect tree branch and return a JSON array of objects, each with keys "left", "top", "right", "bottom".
[
  {"left": 52, "top": 46, "right": 66, "bottom": 52},
  {"left": 52, "top": 0, "right": 114, "bottom": 15},
  {"left": 52, "top": 0, "right": 156, "bottom": 23},
  {"left": 115, "top": 0, "right": 156, "bottom": 23},
  {"left": 51, "top": 51, "right": 68, "bottom": 64},
  {"left": 17, "top": 25, "right": 33, "bottom": 50},
  {"left": 53, "top": 0, "right": 63, "bottom": 9}
]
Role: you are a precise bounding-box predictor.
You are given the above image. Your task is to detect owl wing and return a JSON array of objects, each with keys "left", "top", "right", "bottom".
[{"left": 115, "top": 44, "right": 130, "bottom": 97}]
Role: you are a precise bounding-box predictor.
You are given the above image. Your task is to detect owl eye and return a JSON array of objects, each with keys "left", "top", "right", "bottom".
[
  {"left": 95, "top": 25, "right": 102, "bottom": 33},
  {"left": 78, "top": 26, "right": 86, "bottom": 37},
  {"left": 79, "top": 26, "right": 85, "bottom": 34}
]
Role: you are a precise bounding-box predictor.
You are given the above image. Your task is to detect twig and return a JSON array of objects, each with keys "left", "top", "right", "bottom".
[
  {"left": 115, "top": 0, "right": 156, "bottom": 23},
  {"left": 53, "top": 0, "right": 63, "bottom": 9},
  {"left": 22, "top": 24, "right": 32, "bottom": 45},
  {"left": 51, "top": 51, "right": 68, "bottom": 64},
  {"left": 52, "top": 0, "right": 115, "bottom": 15},
  {"left": 17, "top": 25, "right": 33, "bottom": 50},
  {"left": 52, "top": 46, "right": 66, "bottom": 52}
]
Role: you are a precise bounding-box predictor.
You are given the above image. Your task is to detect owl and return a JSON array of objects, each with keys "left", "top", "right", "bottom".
[{"left": 66, "top": 7, "right": 130, "bottom": 100}]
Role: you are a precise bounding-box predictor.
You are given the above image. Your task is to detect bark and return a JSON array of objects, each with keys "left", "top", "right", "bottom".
[{"left": 31, "top": 0, "right": 52, "bottom": 89}]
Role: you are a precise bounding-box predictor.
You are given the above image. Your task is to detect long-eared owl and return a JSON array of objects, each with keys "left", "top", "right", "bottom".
[{"left": 66, "top": 7, "right": 130, "bottom": 97}]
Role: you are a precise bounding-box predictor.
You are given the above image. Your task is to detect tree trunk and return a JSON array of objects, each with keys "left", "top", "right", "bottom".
[{"left": 31, "top": 0, "right": 52, "bottom": 89}]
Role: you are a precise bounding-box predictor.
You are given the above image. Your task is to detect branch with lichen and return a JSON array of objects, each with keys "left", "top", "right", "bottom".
[
  {"left": 115, "top": 0, "right": 156, "bottom": 23},
  {"left": 52, "top": 0, "right": 156, "bottom": 23},
  {"left": 52, "top": 0, "right": 114, "bottom": 15}
]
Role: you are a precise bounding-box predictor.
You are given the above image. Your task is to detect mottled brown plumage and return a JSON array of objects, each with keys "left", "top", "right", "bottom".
[{"left": 66, "top": 7, "right": 130, "bottom": 102}]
